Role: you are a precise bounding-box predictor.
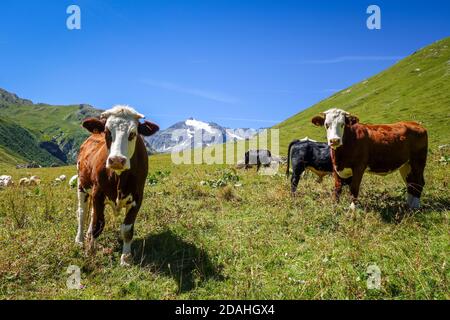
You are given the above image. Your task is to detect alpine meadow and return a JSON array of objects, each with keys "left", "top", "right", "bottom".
[{"left": 0, "top": 35, "right": 449, "bottom": 300}]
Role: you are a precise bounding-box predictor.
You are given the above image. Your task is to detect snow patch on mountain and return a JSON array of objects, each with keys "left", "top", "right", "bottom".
[
  {"left": 145, "top": 118, "right": 264, "bottom": 153},
  {"left": 185, "top": 119, "right": 214, "bottom": 134}
]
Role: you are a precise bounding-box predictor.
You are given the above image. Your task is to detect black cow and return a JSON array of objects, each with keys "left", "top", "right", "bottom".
[
  {"left": 286, "top": 138, "right": 333, "bottom": 194},
  {"left": 245, "top": 149, "right": 272, "bottom": 171}
]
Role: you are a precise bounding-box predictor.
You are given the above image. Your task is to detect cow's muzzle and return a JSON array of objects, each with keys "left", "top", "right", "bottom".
[
  {"left": 107, "top": 156, "right": 127, "bottom": 170},
  {"left": 328, "top": 138, "right": 342, "bottom": 149}
]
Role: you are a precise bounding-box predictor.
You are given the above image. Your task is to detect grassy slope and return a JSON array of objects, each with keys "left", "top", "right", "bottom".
[
  {"left": 0, "top": 104, "right": 82, "bottom": 138},
  {"left": 275, "top": 37, "right": 450, "bottom": 152},
  {"left": 0, "top": 103, "right": 95, "bottom": 165},
  {"left": 0, "top": 153, "right": 448, "bottom": 299},
  {"left": 0, "top": 146, "right": 25, "bottom": 168},
  {"left": 0, "top": 118, "right": 64, "bottom": 166}
]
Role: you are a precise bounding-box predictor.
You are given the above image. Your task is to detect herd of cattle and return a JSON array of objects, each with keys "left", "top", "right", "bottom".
[
  {"left": 0, "top": 174, "right": 79, "bottom": 188},
  {"left": 0, "top": 105, "right": 428, "bottom": 266}
]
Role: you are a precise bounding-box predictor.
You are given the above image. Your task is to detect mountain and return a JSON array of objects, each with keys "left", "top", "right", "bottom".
[
  {"left": 0, "top": 91, "right": 102, "bottom": 166},
  {"left": 274, "top": 36, "right": 450, "bottom": 152},
  {"left": 146, "top": 118, "right": 262, "bottom": 153}
]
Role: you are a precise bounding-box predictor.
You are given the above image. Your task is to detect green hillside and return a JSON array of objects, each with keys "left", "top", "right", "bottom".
[
  {"left": 0, "top": 117, "right": 64, "bottom": 166},
  {"left": 0, "top": 89, "right": 100, "bottom": 166},
  {"left": 275, "top": 37, "right": 450, "bottom": 153},
  {"left": 0, "top": 146, "right": 25, "bottom": 168}
]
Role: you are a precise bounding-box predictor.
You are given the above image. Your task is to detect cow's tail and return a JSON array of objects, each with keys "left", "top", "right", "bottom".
[{"left": 286, "top": 140, "right": 299, "bottom": 178}]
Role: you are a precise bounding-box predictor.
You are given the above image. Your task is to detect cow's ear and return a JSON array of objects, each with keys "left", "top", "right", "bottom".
[
  {"left": 311, "top": 115, "right": 325, "bottom": 127},
  {"left": 345, "top": 115, "right": 359, "bottom": 126},
  {"left": 82, "top": 118, "right": 105, "bottom": 133},
  {"left": 138, "top": 120, "right": 159, "bottom": 136}
]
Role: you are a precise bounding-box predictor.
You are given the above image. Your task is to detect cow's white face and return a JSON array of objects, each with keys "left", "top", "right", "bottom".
[
  {"left": 104, "top": 114, "right": 139, "bottom": 173},
  {"left": 311, "top": 108, "right": 358, "bottom": 149},
  {"left": 81, "top": 105, "right": 160, "bottom": 175},
  {"left": 323, "top": 109, "right": 347, "bottom": 149}
]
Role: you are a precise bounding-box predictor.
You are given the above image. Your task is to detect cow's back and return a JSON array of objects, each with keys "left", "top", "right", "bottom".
[
  {"left": 291, "top": 141, "right": 332, "bottom": 171},
  {"left": 359, "top": 121, "right": 427, "bottom": 172}
]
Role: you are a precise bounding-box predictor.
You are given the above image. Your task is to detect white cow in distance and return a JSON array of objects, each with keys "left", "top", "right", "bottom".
[
  {"left": 19, "top": 177, "right": 30, "bottom": 186},
  {"left": 0, "top": 175, "right": 13, "bottom": 187},
  {"left": 69, "top": 175, "right": 78, "bottom": 188},
  {"left": 29, "top": 176, "right": 41, "bottom": 186},
  {"left": 54, "top": 175, "right": 67, "bottom": 185},
  {"left": 18, "top": 176, "right": 41, "bottom": 187}
]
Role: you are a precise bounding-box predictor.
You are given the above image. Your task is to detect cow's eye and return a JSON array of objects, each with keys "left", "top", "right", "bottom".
[
  {"left": 325, "top": 124, "right": 330, "bottom": 129},
  {"left": 128, "top": 132, "right": 136, "bottom": 141}
]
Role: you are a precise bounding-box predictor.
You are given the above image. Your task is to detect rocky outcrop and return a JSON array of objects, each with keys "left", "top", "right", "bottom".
[
  {"left": 39, "top": 141, "right": 67, "bottom": 163},
  {"left": 0, "top": 88, "right": 33, "bottom": 105}
]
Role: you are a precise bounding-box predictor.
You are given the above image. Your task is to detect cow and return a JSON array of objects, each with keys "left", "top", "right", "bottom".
[
  {"left": 69, "top": 175, "right": 78, "bottom": 188},
  {"left": 235, "top": 160, "right": 246, "bottom": 169},
  {"left": 244, "top": 149, "right": 272, "bottom": 171},
  {"left": 29, "top": 176, "right": 41, "bottom": 186},
  {"left": 311, "top": 108, "right": 428, "bottom": 210},
  {"left": 18, "top": 176, "right": 41, "bottom": 187},
  {"left": 286, "top": 138, "right": 333, "bottom": 194},
  {"left": 0, "top": 175, "right": 13, "bottom": 187},
  {"left": 76, "top": 105, "right": 159, "bottom": 266},
  {"left": 271, "top": 155, "right": 287, "bottom": 166},
  {"left": 19, "top": 177, "right": 30, "bottom": 186}
]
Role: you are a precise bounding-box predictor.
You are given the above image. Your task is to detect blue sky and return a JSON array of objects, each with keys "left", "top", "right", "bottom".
[{"left": 0, "top": 0, "right": 449, "bottom": 129}]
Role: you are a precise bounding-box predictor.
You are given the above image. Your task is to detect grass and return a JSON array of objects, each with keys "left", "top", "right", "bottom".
[{"left": 0, "top": 149, "right": 448, "bottom": 299}]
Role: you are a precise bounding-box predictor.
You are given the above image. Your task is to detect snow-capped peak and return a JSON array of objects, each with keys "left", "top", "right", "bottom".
[
  {"left": 185, "top": 118, "right": 215, "bottom": 133},
  {"left": 145, "top": 117, "right": 264, "bottom": 154}
]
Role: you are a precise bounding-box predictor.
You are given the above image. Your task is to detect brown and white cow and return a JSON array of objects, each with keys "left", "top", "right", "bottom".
[
  {"left": 76, "top": 105, "right": 159, "bottom": 266},
  {"left": 312, "top": 108, "right": 428, "bottom": 210}
]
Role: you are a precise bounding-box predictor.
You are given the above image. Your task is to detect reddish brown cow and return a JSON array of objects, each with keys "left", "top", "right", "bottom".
[
  {"left": 312, "top": 108, "right": 427, "bottom": 210},
  {"left": 75, "top": 105, "right": 159, "bottom": 266}
]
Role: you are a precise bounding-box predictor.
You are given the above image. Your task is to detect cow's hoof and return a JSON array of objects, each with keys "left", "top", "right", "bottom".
[
  {"left": 349, "top": 202, "right": 356, "bottom": 212},
  {"left": 120, "top": 253, "right": 133, "bottom": 267},
  {"left": 86, "top": 238, "right": 96, "bottom": 255},
  {"left": 406, "top": 194, "right": 420, "bottom": 209},
  {"left": 75, "top": 238, "right": 84, "bottom": 247}
]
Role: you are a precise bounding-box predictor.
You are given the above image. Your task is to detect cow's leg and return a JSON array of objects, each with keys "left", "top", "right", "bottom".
[
  {"left": 291, "top": 164, "right": 305, "bottom": 195},
  {"left": 405, "top": 153, "right": 426, "bottom": 209},
  {"left": 120, "top": 196, "right": 141, "bottom": 266},
  {"left": 348, "top": 168, "right": 364, "bottom": 211},
  {"left": 332, "top": 171, "right": 344, "bottom": 202},
  {"left": 399, "top": 162, "right": 411, "bottom": 184},
  {"left": 75, "top": 186, "right": 89, "bottom": 245},
  {"left": 87, "top": 190, "right": 105, "bottom": 253}
]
